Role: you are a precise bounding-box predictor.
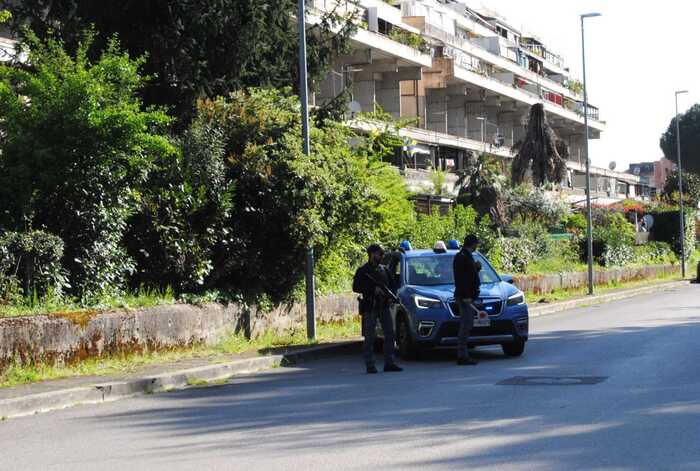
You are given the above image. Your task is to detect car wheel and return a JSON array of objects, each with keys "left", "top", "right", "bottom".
[
  {"left": 502, "top": 339, "right": 525, "bottom": 357},
  {"left": 397, "top": 316, "right": 418, "bottom": 361}
]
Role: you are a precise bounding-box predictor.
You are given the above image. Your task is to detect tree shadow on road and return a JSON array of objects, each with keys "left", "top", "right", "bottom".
[{"left": 91, "top": 316, "right": 700, "bottom": 470}]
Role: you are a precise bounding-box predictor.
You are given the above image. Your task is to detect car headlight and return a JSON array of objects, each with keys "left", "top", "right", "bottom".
[
  {"left": 507, "top": 291, "right": 525, "bottom": 306},
  {"left": 414, "top": 295, "right": 442, "bottom": 309}
]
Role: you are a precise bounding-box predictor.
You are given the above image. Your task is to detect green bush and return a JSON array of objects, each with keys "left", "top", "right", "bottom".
[
  {"left": 508, "top": 217, "right": 551, "bottom": 258},
  {"left": 126, "top": 119, "right": 234, "bottom": 293},
  {"left": 600, "top": 240, "right": 635, "bottom": 267},
  {"left": 563, "top": 212, "right": 587, "bottom": 235},
  {"left": 406, "top": 205, "right": 494, "bottom": 252},
  {"left": 492, "top": 237, "right": 537, "bottom": 274},
  {"left": 0, "top": 31, "right": 175, "bottom": 302},
  {"left": 648, "top": 208, "right": 696, "bottom": 257},
  {"left": 526, "top": 239, "right": 583, "bottom": 274},
  {"left": 507, "top": 185, "right": 570, "bottom": 228},
  {"left": 0, "top": 231, "right": 66, "bottom": 301},
  {"left": 586, "top": 211, "right": 636, "bottom": 267},
  {"left": 634, "top": 241, "right": 678, "bottom": 266}
]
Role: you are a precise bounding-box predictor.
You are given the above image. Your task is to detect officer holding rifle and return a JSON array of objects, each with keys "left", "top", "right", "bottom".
[{"left": 353, "top": 244, "right": 403, "bottom": 374}]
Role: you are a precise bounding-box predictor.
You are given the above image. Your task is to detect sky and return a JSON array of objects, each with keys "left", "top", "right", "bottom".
[{"left": 474, "top": 0, "right": 699, "bottom": 171}]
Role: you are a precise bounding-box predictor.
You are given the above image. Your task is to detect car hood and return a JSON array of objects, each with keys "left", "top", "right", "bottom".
[{"left": 407, "top": 282, "right": 505, "bottom": 301}]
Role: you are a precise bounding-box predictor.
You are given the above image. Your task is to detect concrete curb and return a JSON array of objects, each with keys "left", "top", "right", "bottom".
[
  {"left": 528, "top": 280, "right": 689, "bottom": 318},
  {"left": 0, "top": 340, "right": 361, "bottom": 419}
]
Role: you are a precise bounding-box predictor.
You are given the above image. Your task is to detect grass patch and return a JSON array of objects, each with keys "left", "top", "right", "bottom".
[
  {"left": 0, "top": 316, "right": 361, "bottom": 388},
  {"left": 0, "top": 287, "right": 176, "bottom": 319},
  {"left": 185, "top": 378, "right": 210, "bottom": 387}
]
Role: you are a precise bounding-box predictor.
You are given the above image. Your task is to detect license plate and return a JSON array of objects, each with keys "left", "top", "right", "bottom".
[{"left": 474, "top": 310, "right": 490, "bottom": 327}]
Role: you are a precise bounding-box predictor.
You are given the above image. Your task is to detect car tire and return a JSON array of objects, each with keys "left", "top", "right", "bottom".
[
  {"left": 397, "top": 315, "right": 418, "bottom": 361},
  {"left": 502, "top": 339, "right": 525, "bottom": 357}
]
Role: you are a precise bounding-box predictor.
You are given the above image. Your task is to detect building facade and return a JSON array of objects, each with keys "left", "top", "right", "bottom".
[
  {"left": 309, "top": 0, "right": 648, "bottom": 202},
  {"left": 628, "top": 158, "right": 676, "bottom": 198}
]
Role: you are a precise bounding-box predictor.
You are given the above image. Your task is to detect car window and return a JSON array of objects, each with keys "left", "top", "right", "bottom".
[
  {"left": 406, "top": 254, "right": 500, "bottom": 286},
  {"left": 473, "top": 253, "right": 500, "bottom": 284}
]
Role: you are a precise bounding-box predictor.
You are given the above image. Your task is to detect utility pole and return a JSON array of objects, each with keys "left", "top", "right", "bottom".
[
  {"left": 675, "top": 90, "right": 689, "bottom": 278},
  {"left": 298, "top": 0, "right": 315, "bottom": 339},
  {"left": 581, "top": 12, "right": 601, "bottom": 296}
]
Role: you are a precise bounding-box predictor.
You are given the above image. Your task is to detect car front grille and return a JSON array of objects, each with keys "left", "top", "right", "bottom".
[
  {"left": 438, "top": 320, "right": 515, "bottom": 338},
  {"left": 448, "top": 298, "right": 503, "bottom": 317}
]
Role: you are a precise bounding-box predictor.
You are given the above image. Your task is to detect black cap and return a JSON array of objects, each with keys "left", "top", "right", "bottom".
[
  {"left": 463, "top": 234, "right": 479, "bottom": 247},
  {"left": 366, "top": 243, "right": 384, "bottom": 255}
]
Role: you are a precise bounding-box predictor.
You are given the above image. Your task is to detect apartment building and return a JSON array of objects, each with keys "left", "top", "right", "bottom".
[
  {"left": 310, "top": 0, "right": 648, "bottom": 202},
  {"left": 627, "top": 158, "right": 676, "bottom": 198}
]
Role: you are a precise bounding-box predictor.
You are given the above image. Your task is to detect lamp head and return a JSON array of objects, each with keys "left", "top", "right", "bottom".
[
  {"left": 581, "top": 12, "right": 602, "bottom": 18},
  {"left": 676, "top": 90, "right": 689, "bottom": 96}
]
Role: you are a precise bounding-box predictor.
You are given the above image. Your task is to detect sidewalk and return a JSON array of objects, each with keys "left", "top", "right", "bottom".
[
  {"left": 0, "top": 279, "right": 690, "bottom": 419},
  {"left": 0, "top": 340, "right": 361, "bottom": 419},
  {"left": 527, "top": 279, "right": 689, "bottom": 317}
]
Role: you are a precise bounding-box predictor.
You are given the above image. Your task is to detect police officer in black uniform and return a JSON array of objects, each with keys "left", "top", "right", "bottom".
[
  {"left": 453, "top": 234, "right": 481, "bottom": 365},
  {"left": 353, "top": 244, "right": 403, "bottom": 374}
]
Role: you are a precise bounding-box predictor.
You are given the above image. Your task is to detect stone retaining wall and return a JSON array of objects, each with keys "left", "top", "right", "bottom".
[
  {"left": 0, "top": 265, "right": 677, "bottom": 372},
  {"left": 0, "top": 293, "right": 357, "bottom": 372},
  {"left": 512, "top": 264, "right": 677, "bottom": 295}
]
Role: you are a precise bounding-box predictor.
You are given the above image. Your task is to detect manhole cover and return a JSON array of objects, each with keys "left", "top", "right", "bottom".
[{"left": 497, "top": 376, "right": 607, "bottom": 386}]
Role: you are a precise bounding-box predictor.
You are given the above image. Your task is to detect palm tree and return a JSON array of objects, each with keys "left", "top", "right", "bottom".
[
  {"left": 512, "top": 103, "right": 567, "bottom": 186},
  {"left": 457, "top": 152, "right": 507, "bottom": 226}
]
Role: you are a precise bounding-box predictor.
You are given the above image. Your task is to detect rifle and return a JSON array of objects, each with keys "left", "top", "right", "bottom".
[{"left": 364, "top": 270, "right": 400, "bottom": 304}]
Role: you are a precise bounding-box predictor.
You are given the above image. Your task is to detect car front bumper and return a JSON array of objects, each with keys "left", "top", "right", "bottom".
[{"left": 414, "top": 317, "right": 528, "bottom": 348}]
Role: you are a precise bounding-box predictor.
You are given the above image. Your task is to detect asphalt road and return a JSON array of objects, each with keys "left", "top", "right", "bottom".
[{"left": 2, "top": 285, "right": 700, "bottom": 471}]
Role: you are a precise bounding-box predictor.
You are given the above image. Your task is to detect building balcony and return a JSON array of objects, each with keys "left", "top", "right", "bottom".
[
  {"left": 434, "top": 59, "right": 605, "bottom": 133},
  {"left": 308, "top": 0, "right": 432, "bottom": 68},
  {"left": 408, "top": 20, "right": 587, "bottom": 104}
]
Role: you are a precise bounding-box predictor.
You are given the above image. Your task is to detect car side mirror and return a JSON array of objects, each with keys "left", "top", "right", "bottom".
[{"left": 501, "top": 274, "right": 514, "bottom": 284}]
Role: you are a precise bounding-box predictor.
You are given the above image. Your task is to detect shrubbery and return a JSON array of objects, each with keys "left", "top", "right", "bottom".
[
  {"left": 0, "top": 31, "right": 175, "bottom": 302},
  {"left": 0, "top": 231, "right": 66, "bottom": 303},
  {"left": 507, "top": 185, "right": 570, "bottom": 228},
  {"left": 406, "top": 206, "right": 495, "bottom": 254},
  {"left": 648, "top": 208, "right": 696, "bottom": 257}
]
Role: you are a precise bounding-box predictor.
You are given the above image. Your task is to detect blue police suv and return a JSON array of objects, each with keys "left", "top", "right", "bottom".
[{"left": 380, "top": 240, "right": 529, "bottom": 359}]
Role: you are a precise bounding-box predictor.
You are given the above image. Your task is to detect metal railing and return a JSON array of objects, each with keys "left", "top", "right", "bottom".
[{"left": 520, "top": 42, "right": 565, "bottom": 70}]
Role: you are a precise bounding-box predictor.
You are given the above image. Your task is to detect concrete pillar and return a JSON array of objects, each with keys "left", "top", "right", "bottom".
[
  {"left": 376, "top": 68, "right": 422, "bottom": 120},
  {"left": 426, "top": 88, "right": 447, "bottom": 133},
  {"left": 352, "top": 70, "right": 377, "bottom": 114},
  {"left": 376, "top": 77, "right": 400, "bottom": 119},
  {"left": 317, "top": 69, "right": 344, "bottom": 106}
]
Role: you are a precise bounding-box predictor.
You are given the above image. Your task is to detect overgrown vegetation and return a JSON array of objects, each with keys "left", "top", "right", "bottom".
[{"left": 0, "top": 31, "right": 175, "bottom": 302}]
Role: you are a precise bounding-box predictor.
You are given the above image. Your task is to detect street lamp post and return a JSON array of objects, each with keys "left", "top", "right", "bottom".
[
  {"left": 580, "top": 12, "right": 601, "bottom": 296},
  {"left": 675, "top": 90, "right": 689, "bottom": 278},
  {"left": 476, "top": 116, "right": 486, "bottom": 153},
  {"left": 298, "top": 0, "right": 316, "bottom": 339}
]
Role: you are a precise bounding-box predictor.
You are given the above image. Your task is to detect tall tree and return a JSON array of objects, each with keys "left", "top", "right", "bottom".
[
  {"left": 2, "top": 0, "right": 356, "bottom": 124},
  {"left": 512, "top": 103, "right": 567, "bottom": 186},
  {"left": 662, "top": 169, "right": 700, "bottom": 209},
  {"left": 660, "top": 103, "right": 700, "bottom": 175}
]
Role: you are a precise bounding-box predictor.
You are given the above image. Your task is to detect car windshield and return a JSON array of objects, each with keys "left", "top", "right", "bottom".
[{"left": 406, "top": 253, "right": 500, "bottom": 286}]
